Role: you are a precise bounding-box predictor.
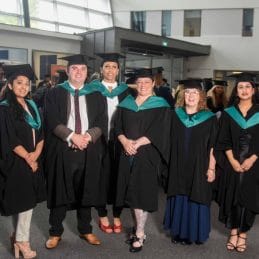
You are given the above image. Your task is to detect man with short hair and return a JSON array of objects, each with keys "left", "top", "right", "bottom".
[{"left": 44, "top": 54, "right": 107, "bottom": 249}]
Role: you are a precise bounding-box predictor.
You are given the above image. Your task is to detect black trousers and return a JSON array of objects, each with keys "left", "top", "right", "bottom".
[
  {"left": 49, "top": 205, "right": 92, "bottom": 236},
  {"left": 96, "top": 140, "right": 123, "bottom": 218},
  {"left": 49, "top": 149, "right": 92, "bottom": 236},
  {"left": 96, "top": 206, "right": 123, "bottom": 218}
]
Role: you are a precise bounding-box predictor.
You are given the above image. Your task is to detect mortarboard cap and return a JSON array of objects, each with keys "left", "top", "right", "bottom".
[
  {"left": 227, "top": 72, "right": 256, "bottom": 82},
  {"left": 96, "top": 53, "right": 125, "bottom": 65},
  {"left": 182, "top": 79, "right": 203, "bottom": 90},
  {"left": 212, "top": 80, "right": 228, "bottom": 87},
  {"left": 151, "top": 67, "right": 164, "bottom": 74},
  {"left": 135, "top": 68, "right": 153, "bottom": 79},
  {"left": 3, "top": 64, "right": 37, "bottom": 80},
  {"left": 59, "top": 54, "right": 95, "bottom": 66}
]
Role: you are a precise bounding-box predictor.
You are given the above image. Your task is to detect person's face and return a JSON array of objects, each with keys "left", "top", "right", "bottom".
[
  {"left": 237, "top": 82, "right": 254, "bottom": 101},
  {"left": 67, "top": 64, "right": 87, "bottom": 87},
  {"left": 184, "top": 88, "right": 200, "bottom": 108},
  {"left": 136, "top": 77, "right": 154, "bottom": 97},
  {"left": 101, "top": 61, "right": 119, "bottom": 82},
  {"left": 214, "top": 85, "right": 224, "bottom": 94},
  {"left": 8, "top": 75, "right": 30, "bottom": 99}
]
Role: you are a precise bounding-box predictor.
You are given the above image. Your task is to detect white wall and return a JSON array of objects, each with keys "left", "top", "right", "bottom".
[
  {"left": 146, "top": 11, "right": 162, "bottom": 35},
  {"left": 113, "top": 11, "right": 131, "bottom": 28},
  {"left": 112, "top": 3, "right": 259, "bottom": 78},
  {"left": 111, "top": 0, "right": 259, "bottom": 11},
  {"left": 0, "top": 24, "right": 82, "bottom": 65}
]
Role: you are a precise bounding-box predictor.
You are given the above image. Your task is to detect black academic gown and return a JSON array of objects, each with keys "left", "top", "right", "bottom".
[
  {"left": 0, "top": 104, "right": 46, "bottom": 216},
  {"left": 102, "top": 89, "right": 131, "bottom": 204},
  {"left": 44, "top": 86, "right": 107, "bottom": 209},
  {"left": 215, "top": 105, "right": 259, "bottom": 223},
  {"left": 115, "top": 97, "right": 171, "bottom": 212},
  {"left": 167, "top": 109, "right": 218, "bottom": 206}
]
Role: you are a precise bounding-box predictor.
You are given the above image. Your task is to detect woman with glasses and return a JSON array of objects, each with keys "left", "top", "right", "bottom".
[
  {"left": 164, "top": 79, "right": 217, "bottom": 245},
  {"left": 215, "top": 73, "right": 259, "bottom": 253}
]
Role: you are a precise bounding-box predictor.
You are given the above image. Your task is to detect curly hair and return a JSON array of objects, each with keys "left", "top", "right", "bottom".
[
  {"left": 1, "top": 75, "right": 29, "bottom": 120},
  {"left": 177, "top": 89, "right": 208, "bottom": 111}
]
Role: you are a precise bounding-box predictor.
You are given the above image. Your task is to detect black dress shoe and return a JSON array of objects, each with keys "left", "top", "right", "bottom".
[
  {"left": 180, "top": 239, "right": 192, "bottom": 245},
  {"left": 171, "top": 235, "right": 181, "bottom": 244}
]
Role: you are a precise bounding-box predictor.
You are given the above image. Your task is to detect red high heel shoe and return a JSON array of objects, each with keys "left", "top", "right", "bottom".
[
  {"left": 113, "top": 223, "right": 123, "bottom": 234},
  {"left": 99, "top": 220, "right": 113, "bottom": 234},
  {"left": 14, "top": 242, "right": 36, "bottom": 259}
]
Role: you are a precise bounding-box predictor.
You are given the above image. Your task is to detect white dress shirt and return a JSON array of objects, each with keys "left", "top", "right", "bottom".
[
  {"left": 66, "top": 83, "right": 89, "bottom": 143},
  {"left": 101, "top": 80, "right": 119, "bottom": 136}
]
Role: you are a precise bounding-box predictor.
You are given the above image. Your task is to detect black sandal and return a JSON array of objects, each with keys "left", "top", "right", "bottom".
[
  {"left": 236, "top": 235, "right": 247, "bottom": 253},
  {"left": 226, "top": 234, "right": 238, "bottom": 251},
  {"left": 129, "top": 235, "right": 146, "bottom": 253}
]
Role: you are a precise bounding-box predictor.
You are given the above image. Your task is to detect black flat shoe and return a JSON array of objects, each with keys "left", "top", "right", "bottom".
[
  {"left": 180, "top": 239, "right": 192, "bottom": 245},
  {"left": 171, "top": 235, "right": 181, "bottom": 244}
]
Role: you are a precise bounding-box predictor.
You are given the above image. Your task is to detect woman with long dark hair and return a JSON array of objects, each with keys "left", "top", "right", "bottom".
[
  {"left": 215, "top": 73, "right": 259, "bottom": 253},
  {"left": 0, "top": 64, "right": 45, "bottom": 258}
]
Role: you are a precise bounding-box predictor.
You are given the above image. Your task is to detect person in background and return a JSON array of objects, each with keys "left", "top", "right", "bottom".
[
  {"left": 44, "top": 54, "right": 107, "bottom": 249},
  {"left": 115, "top": 69, "right": 171, "bottom": 252},
  {"left": 207, "top": 80, "right": 228, "bottom": 118},
  {"left": 88, "top": 53, "right": 129, "bottom": 234},
  {"left": 215, "top": 73, "right": 259, "bottom": 253},
  {"left": 164, "top": 79, "right": 217, "bottom": 245},
  {"left": 153, "top": 69, "right": 175, "bottom": 108},
  {"left": 0, "top": 62, "right": 6, "bottom": 92},
  {"left": 0, "top": 64, "right": 46, "bottom": 258},
  {"left": 32, "top": 74, "right": 53, "bottom": 109}
]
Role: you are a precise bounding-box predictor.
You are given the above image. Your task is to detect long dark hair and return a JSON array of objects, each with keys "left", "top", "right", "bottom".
[
  {"left": 1, "top": 75, "right": 29, "bottom": 120},
  {"left": 228, "top": 81, "right": 259, "bottom": 106}
]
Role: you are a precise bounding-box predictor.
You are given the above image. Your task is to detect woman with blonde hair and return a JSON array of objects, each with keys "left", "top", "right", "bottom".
[
  {"left": 164, "top": 79, "right": 217, "bottom": 245},
  {"left": 207, "top": 80, "right": 228, "bottom": 116}
]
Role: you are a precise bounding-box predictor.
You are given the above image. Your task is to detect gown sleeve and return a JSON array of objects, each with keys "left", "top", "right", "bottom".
[
  {"left": 215, "top": 111, "right": 232, "bottom": 151},
  {"left": 144, "top": 107, "right": 171, "bottom": 164}
]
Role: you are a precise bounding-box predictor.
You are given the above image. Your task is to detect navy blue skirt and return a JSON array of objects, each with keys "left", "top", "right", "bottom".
[{"left": 164, "top": 195, "right": 211, "bottom": 243}]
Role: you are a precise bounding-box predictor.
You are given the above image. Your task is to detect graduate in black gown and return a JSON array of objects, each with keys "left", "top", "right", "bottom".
[
  {"left": 215, "top": 73, "right": 259, "bottom": 253},
  {"left": 0, "top": 64, "right": 45, "bottom": 258},
  {"left": 115, "top": 69, "right": 171, "bottom": 252},
  {"left": 44, "top": 54, "right": 107, "bottom": 249},
  {"left": 207, "top": 80, "right": 228, "bottom": 117},
  {"left": 88, "top": 53, "right": 130, "bottom": 234},
  {"left": 164, "top": 79, "right": 217, "bottom": 245}
]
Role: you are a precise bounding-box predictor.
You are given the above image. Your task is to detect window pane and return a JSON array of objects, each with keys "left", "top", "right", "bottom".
[
  {"left": 0, "top": 0, "right": 22, "bottom": 14},
  {"left": 29, "top": 0, "right": 55, "bottom": 21},
  {"left": 57, "top": 4, "right": 87, "bottom": 26},
  {"left": 31, "top": 19, "right": 56, "bottom": 31},
  {"left": 242, "top": 9, "right": 253, "bottom": 37},
  {"left": 162, "top": 10, "right": 171, "bottom": 37},
  {"left": 89, "top": 12, "right": 112, "bottom": 29},
  {"left": 88, "top": 0, "right": 111, "bottom": 13},
  {"left": 0, "top": 47, "right": 27, "bottom": 64},
  {"left": 0, "top": 14, "right": 23, "bottom": 26},
  {"left": 184, "top": 10, "right": 201, "bottom": 36},
  {"left": 131, "top": 11, "right": 146, "bottom": 32}
]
